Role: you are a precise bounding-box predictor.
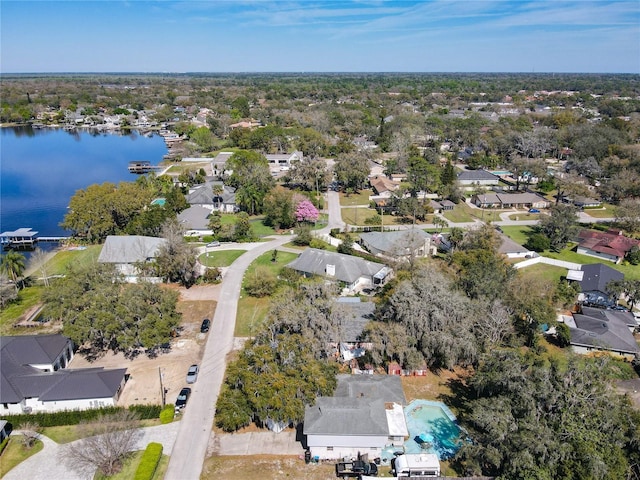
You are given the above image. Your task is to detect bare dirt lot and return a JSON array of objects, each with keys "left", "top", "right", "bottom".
[{"left": 68, "top": 284, "right": 219, "bottom": 406}]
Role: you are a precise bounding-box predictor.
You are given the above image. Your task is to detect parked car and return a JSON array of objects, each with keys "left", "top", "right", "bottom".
[
  {"left": 207, "top": 241, "right": 220, "bottom": 247},
  {"left": 175, "top": 387, "right": 191, "bottom": 409},
  {"left": 528, "top": 208, "right": 540, "bottom": 213},
  {"left": 186, "top": 364, "right": 199, "bottom": 384},
  {"left": 200, "top": 318, "right": 211, "bottom": 333}
]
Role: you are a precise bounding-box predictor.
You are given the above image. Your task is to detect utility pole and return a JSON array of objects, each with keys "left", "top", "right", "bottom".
[{"left": 159, "top": 367, "right": 166, "bottom": 407}]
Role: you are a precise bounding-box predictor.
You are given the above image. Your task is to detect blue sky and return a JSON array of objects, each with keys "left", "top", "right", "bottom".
[{"left": 1, "top": 1, "right": 638, "bottom": 73}]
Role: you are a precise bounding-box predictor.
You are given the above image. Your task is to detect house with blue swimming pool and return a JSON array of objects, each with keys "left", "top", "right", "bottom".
[{"left": 303, "top": 375, "right": 466, "bottom": 467}]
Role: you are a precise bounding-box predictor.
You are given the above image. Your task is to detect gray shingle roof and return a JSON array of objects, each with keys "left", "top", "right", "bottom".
[
  {"left": 177, "top": 206, "right": 211, "bottom": 230},
  {"left": 286, "top": 249, "right": 387, "bottom": 284},
  {"left": 335, "top": 299, "right": 375, "bottom": 342},
  {"left": 579, "top": 263, "right": 624, "bottom": 294},
  {"left": 457, "top": 169, "right": 499, "bottom": 182},
  {"left": 303, "top": 375, "right": 406, "bottom": 436},
  {"left": 98, "top": 235, "right": 166, "bottom": 264},
  {"left": 570, "top": 308, "right": 639, "bottom": 354},
  {"left": 304, "top": 397, "right": 390, "bottom": 435},
  {"left": 333, "top": 374, "right": 406, "bottom": 404},
  {"left": 0, "top": 335, "right": 69, "bottom": 366},
  {"left": 359, "top": 230, "right": 430, "bottom": 257},
  {"left": 1, "top": 334, "right": 127, "bottom": 405}
]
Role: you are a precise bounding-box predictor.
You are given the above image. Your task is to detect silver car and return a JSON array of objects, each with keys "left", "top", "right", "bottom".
[{"left": 186, "top": 364, "right": 199, "bottom": 384}]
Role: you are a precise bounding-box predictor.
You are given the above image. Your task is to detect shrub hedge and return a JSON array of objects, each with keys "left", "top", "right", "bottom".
[
  {"left": 134, "top": 442, "right": 163, "bottom": 480},
  {"left": 2, "top": 404, "right": 162, "bottom": 428},
  {"left": 159, "top": 405, "right": 175, "bottom": 424}
]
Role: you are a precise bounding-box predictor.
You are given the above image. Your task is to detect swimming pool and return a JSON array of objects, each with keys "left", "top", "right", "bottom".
[{"left": 403, "top": 400, "right": 464, "bottom": 459}]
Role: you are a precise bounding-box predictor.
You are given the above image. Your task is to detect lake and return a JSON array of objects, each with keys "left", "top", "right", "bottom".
[{"left": 1, "top": 127, "right": 168, "bottom": 241}]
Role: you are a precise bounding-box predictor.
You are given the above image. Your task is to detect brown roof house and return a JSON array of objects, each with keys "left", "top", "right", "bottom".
[{"left": 577, "top": 229, "right": 640, "bottom": 264}]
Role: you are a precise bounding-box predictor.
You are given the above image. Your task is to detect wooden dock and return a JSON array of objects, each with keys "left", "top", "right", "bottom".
[
  {"left": 128, "top": 161, "right": 162, "bottom": 173},
  {"left": 1, "top": 228, "right": 69, "bottom": 249}
]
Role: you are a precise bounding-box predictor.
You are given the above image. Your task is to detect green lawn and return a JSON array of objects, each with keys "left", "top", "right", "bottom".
[
  {"left": 0, "top": 436, "right": 43, "bottom": 477},
  {"left": 94, "top": 451, "right": 169, "bottom": 480},
  {"left": 339, "top": 190, "right": 373, "bottom": 206},
  {"left": 544, "top": 245, "right": 640, "bottom": 281},
  {"left": 341, "top": 207, "right": 379, "bottom": 226},
  {"left": 442, "top": 205, "right": 474, "bottom": 223},
  {"left": 0, "top": 286, "right": 46, "bottom": 334},
  {"left": 44, "top": 245, "right": 102, "bottom": 276},
  {"left": 219, "top": 214, "right": 276, "bottom": 238},
  {"left": 199, "top": 250, "right": 245, "bottom": 267},
  {"left": 459, "top": 203, "right": 503, "bottom": 223},
  {"left": 499, "top": 225, "right": 534, "bottom": 246},
  {"left": 515, "top": 262, "right": 567, "bottom": 284},
  {"left": 582, "top": 205, "right": 616, "bottom": 219},
  {"left": 236, "top": 250, "right": 299, "bottom": 336}
]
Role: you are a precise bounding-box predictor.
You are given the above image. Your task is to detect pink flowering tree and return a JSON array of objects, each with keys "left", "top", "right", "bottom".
[{"left": 295, "top": 199, "right": 319, "bottom": 223}]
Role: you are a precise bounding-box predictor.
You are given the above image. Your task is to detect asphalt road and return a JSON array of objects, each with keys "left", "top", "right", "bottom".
[
  {"left": 165, "top": 191, "right": 345, "bottom": 480},
  {"left": 164, "top": 234, "right": 293, "bottom": 480}
]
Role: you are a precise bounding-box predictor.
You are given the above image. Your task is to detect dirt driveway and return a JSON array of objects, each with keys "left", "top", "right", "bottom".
[{"left": 69, "top": 284, "right": 220, "bottom": 406}]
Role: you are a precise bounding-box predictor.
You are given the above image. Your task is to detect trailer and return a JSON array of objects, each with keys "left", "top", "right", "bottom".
[{"left": 392, "top": 453, "right": 441, "bottom": 477}]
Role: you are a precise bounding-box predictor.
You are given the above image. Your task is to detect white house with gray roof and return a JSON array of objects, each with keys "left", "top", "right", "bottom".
[
  {"left": 98, "top": 235, "right": 166, "bottom": 282},
  {"left": 568, "top": 307, "right": 639, "bottom": 360},
  {"left": 186, "top": 181, "right": 237, "bottom": 213},
  {"left": 359, "top": 230, "right": 437, "bottom": 261},
  {"left": 1, "top": 335, "right": 126, "bottom": 414},
  {"left": 303, "top": 375, "right": 408, "bottom": 460},
  {"left": 457, "top": 169, "right": 500, "bottom": 189},
  {"left": 286, "top": 248, "right": 391, "bottom": 295}
]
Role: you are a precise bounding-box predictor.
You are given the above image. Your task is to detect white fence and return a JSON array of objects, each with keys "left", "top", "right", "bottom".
[{"left": 514, "top": 256, "right": 582, "bottom": 270}]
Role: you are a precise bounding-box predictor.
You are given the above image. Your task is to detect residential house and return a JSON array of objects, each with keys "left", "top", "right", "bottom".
[
  {"left": 566, "top": 263, "right": 624, "bottom": 308},
  {"left": 576, "top": 229, "right": 640, "bottom": 264},
  {"left": 286, "top": 248, "right": 391, "bottom": 295},
  {"left": 177, "top": 205, "right": 213, "bottom": 236},
  {"left": 457, "top": 169, "right": 500, "bottom": 189},
  {"left": 359, "top": 230, "right": 437, "bottom": 261},
  {"left": 439, "top": 200, "right": 456, "bottom": 211},
  {"left": 264, "top": 151, "right": 303, "bottom": 172},
  {"left": 369, "top": 175, "right": 400, "bottom": 199},
  {"left": 186, "top": 181, "right": 238, "bottom": 213},
  {"left": 498, "top": 234, "right": 533, "bottom": 259},
  {"left": 567, "top": 308, "right": 639, "bottom": 360},
  {"left": 97, "top": 235, "right": 166, "bottom": 283},
  {"left": 1, "top": 335, "right": 127, "bottom": 414},
  {"left": 334, "top": 298, "right": 375, "bottom": 362},
  {"left": 303, "top": 375, "right": 408, "bottom": 460},
  {"left": 471, "top": 192, "right": 550, "bottom": 209}
]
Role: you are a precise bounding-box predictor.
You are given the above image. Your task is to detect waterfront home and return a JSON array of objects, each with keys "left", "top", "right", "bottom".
[{"left": 98, "top": 235, "right": 166, "bottom": 282}]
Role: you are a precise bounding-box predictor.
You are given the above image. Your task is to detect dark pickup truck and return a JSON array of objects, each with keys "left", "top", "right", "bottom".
[{"left": 335, "top": 459, "right": 378, "bottom": 479}]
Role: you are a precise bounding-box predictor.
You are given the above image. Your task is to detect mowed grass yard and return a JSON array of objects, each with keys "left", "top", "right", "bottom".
[
  {"left": 500, "top": 225, "right": 640, "bottom": 281},
  {"left": 235, "top": 250, "right": 299, "bottom": 336},
  {"left": 199, "top": 250, "right": 246, "bottom": 267},
  {"left": 1, "top": 245, "right": 102, "bottom": 334}
]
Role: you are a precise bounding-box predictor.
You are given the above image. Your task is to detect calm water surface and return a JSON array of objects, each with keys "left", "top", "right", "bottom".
[{"left": 1, "top": 127, "right": 167, "bottom": 239}]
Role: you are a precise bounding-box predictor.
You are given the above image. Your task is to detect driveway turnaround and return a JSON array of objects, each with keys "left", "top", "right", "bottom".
[{"left": 3, "top": 422, "right": 180, "bottom": 480}]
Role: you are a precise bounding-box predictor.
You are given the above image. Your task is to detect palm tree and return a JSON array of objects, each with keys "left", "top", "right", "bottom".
[{"left": 1, "top": 250, "right": 26, "bottom": 293}]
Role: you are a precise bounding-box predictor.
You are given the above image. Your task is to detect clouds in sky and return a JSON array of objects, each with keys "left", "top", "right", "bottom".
[{"left": 1, "top": 0, "right": 638, "bottom": 73}]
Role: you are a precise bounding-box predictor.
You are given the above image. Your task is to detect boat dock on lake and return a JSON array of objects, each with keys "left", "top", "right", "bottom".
[
  {"left": 128, "top": 161, "right": 162, "bottom": 174},
  {"left": 1, "top": 228, "right": 69, "bottom": 250}
]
